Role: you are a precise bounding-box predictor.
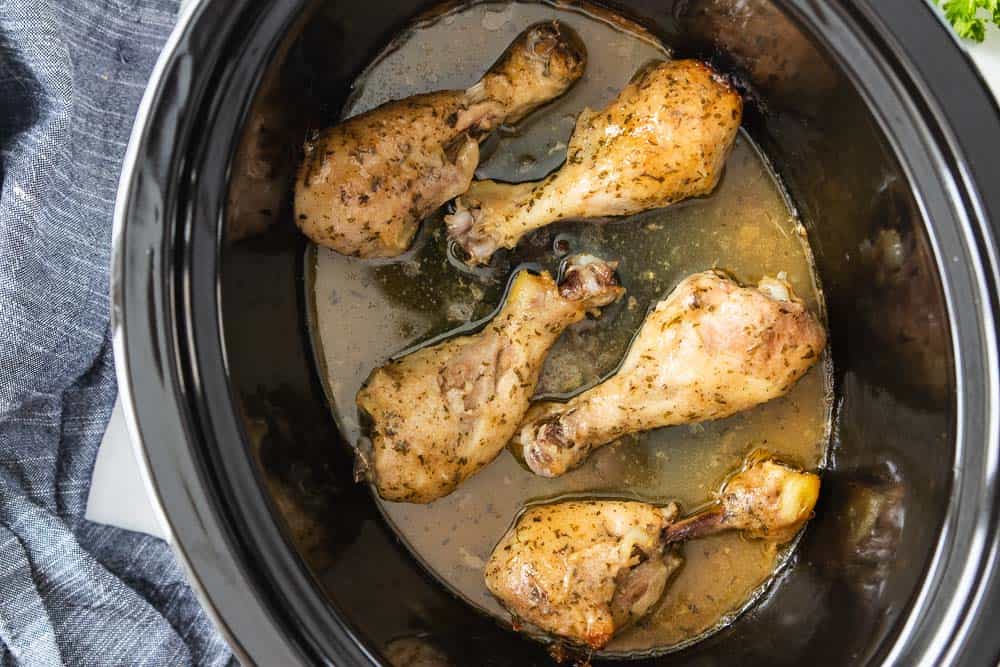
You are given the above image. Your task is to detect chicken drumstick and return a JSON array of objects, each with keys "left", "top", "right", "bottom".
[
  {"left": 357, "top": 255, "right": 623, "bottom": 503},
  {"left": 297, "top": 21, "right": 586, "bottom": 258},
  {"left": 446, "top": 59, "right": 742, "bottom": 264},
  {"left": 516, "top": 270, "right": 825, "bottom": 478},
  {"left": 485, "top": 455, "right": 819, "bottom": 649}
]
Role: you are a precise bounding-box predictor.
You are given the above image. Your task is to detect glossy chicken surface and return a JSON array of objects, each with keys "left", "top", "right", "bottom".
[
  {"left": 486, "top": 457, "right": 819, "bottom": 649},
  {"left": 516, "top": 270, "right": 826, "bottom": 477},
  {"left": 485, "top": 500, "right": 681, "bottom": 650},
  {"left": 356, "top": 256, "right": 623, "bottom": 503},
  {"left": 446, "top": 59, "right": 742, "bottom": 264},
  {"left": 296, "top": 21, "right": 586, "bottom": 258}
]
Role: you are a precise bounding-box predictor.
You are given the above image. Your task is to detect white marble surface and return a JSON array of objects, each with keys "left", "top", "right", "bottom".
[
  {"left": 85, "top": 18, "right": 1000, "bottom": 539},
  {"left": 87, "top": 399, "right": 165, "bottom": 537},
  {"left": 973, "top": 24, "right": 1000, "bottom": 92}
]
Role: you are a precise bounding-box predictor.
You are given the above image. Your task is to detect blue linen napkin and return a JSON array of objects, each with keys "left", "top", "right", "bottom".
[{"left": 0, "top": 1, "right": 233, "bottom": 664}]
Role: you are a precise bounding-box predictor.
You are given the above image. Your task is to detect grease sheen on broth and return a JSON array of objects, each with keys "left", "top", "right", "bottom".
[{"left": 308, "top": 0, "right": 831, "bottom": 655}]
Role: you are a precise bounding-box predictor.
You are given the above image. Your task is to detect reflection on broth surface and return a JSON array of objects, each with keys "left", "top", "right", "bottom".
[{"left": 307, "top": 0, "right": 831, "bottom": 655}]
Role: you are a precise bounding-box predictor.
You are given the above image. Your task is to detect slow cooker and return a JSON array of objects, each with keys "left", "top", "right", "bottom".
[{"left": 112, "top": 0, "right": 1000, "bottom": 664}]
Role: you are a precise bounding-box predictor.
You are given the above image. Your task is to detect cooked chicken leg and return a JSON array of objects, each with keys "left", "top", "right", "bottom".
[
  {"left": 486, "top": 500, "right": 681, "bottom": 650},
  {"left": 356, "top": 255, "right": 623, "bottom": 503},
  {"left": 516, "top": 271, "right": 826, "bottom": 477},
  {"left": 663, "top": 454, "right": 821, "bottom": 544},
  {"left": 446, "top": 59, "right": 742, "bottom": 264},
  {"left": 296, "top": 21, "right": 586, "bottom": 258},
  {"left": 485, "top": 456, "right": 819, "bottom": 649}
]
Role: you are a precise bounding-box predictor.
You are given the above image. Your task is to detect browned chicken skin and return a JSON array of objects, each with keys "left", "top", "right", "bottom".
[
  {"left": 486, "top": 500, "right": 681, "bottom": 650},
  {"left": 356, "top": 255, "right": 623, "bottom": 503},
  {"left": 446, "top": 59, "right": 742, "bottom": 264},
  {"left": 663, "top": 454, "right": 822, "bottom": 544},
  {"left": 515, "top": 270, "right": 826, "bottom": 477},
  {"left": 295, "top": 21, "right": 586, "bottom": 258},
  {"left": 485, "top": 456, "right": 820, "bottom": 649}
]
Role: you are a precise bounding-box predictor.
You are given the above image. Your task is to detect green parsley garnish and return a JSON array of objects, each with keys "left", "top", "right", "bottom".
[{"left": 939, "top": 0, "right": 1000, "bottom": 42}]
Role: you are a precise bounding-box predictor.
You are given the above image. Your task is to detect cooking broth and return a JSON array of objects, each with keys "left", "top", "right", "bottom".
[{"left": 307, "top": 0, "right": 832, "bottom": 656}]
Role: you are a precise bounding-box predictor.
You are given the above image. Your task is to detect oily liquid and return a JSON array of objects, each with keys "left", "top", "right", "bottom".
[{"left": 308, "top": 1, "right": 832, "bottom": 656}]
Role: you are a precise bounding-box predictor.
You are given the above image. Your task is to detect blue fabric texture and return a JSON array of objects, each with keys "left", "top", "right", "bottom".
[{"left": 0, "top": 1, "right": 233, "bottom": 664}]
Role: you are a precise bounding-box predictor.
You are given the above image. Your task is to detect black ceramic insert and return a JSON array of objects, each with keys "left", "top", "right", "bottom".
[{"left": 113, "top": 1, "right": 1000, "bottom": 665}]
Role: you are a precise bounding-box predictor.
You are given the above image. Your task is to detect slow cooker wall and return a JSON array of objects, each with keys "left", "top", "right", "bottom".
[{"left": 218, "top": 0, "right": 954, "bottom": 664}]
